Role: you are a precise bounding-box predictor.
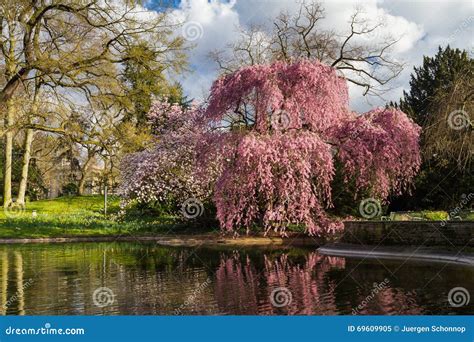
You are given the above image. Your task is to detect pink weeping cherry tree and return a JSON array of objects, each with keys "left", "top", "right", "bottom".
[{"left": 198, "top": 59, "right": 421, "bottom": 236}]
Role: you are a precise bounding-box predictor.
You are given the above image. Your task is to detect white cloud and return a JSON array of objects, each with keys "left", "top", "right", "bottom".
[{"left": 170, "top": 0, "right": 241, "bottom": 100}]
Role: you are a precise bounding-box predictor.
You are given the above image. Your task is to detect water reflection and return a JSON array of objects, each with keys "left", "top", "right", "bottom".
[
  {"left": 214, "top": 252, "right": 347, "bottom": 315},
  {"left": 0, "top": 243, "right": 472, "bottom": 315}
]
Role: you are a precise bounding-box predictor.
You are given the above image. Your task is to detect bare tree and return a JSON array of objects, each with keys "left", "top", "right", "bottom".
[
  {"left": 211, "top": 1, "right": 403, "bottom": 97},
  {"left": 423, "top": 71, "right": 473, "bottom": 171},
  {"left": 0, "top": 0, "right": 186, "bottom": 206}
]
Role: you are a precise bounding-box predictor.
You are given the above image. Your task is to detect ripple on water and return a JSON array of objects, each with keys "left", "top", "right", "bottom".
[{"left": 0, "top": 242, "right": 472, "bottom": 315}]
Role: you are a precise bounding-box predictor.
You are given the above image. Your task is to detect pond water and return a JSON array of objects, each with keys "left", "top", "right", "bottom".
[{"left": 0, "top": 242, "right": 472, "bottom": 315}]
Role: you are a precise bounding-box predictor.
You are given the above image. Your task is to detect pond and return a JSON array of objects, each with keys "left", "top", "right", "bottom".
[{"left": 0, "top": 242, "right": 472, "bottom": 315}]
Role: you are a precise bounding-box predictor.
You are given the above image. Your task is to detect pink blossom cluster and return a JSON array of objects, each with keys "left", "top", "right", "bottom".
[
  {"left": 211, "top": 131, "right": 340, "bottom": 236},
  {"left": 120, "top": 59, "right": 421, "bottom": 237},
  {"left": 201, "top": 59, "right": 421, "bottom": 236},
  {"left": 333, "top": 108, "right": 422, "bottom": 200},
  {"left": 206, "top": 60, "right": 348, "bottom": 137},
  {"left": 119, "top": 101, "right": 212, "bottom": 205}
]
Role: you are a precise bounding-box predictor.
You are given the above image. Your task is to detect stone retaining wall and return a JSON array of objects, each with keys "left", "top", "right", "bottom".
[{"left": 342, "top": 221, "right": 474, "bottom": 246}]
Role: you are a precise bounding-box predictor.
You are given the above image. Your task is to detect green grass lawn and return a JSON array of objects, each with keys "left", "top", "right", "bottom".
[
  {"left": 1, "top": 196, "right": 471, "bottom": 240},
  {"left": 0, "top": 195, "right": 202, "bottom": 239}
]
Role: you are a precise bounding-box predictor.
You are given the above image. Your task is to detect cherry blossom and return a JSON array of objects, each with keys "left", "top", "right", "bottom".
[
  {"left": 121, "top": 60, "right": 421, "bottom": 237},
  {"left": 201, "top": 59, "right": 421, "bottom": 236},
  {"left": 119, "top": 101, "right": 213, "bottom": 205}
]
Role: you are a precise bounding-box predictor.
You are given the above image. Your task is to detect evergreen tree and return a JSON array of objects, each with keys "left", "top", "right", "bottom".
[
  {"left": 121, "top": 43, "right": 187, "bottom": 127},
  {"left": 400, "top": 46, "right": 472, "bottom": 126}
]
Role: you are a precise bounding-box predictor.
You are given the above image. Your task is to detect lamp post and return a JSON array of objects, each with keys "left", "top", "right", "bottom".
[{"left": 104, "top": 183, "right": 108, "bottom": 217}]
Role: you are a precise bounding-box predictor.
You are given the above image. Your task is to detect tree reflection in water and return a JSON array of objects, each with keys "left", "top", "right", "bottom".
[
  {"left": 215, "top": 251, "right": 346, "bottom": 314},
  {"left": 0, "top": 243, "right": 471, "bottom": 315}
]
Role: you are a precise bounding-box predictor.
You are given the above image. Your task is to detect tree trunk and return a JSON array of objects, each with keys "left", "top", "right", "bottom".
[
  {"left": 3, "top": 100, "right": 14, "bottom": 208},
  {"left": 78, "top": 155, "right": 93, "bottom": 196},
  {"left": 16, "top": 87, "right": 39, "bottom": 205},
  {"left": 16, "top": 128, "right": 34, "bottom": 205}
]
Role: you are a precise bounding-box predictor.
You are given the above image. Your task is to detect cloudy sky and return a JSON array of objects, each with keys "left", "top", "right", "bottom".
[{"left": 147, "top": 0, "right": 473, "bottom": 112}]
